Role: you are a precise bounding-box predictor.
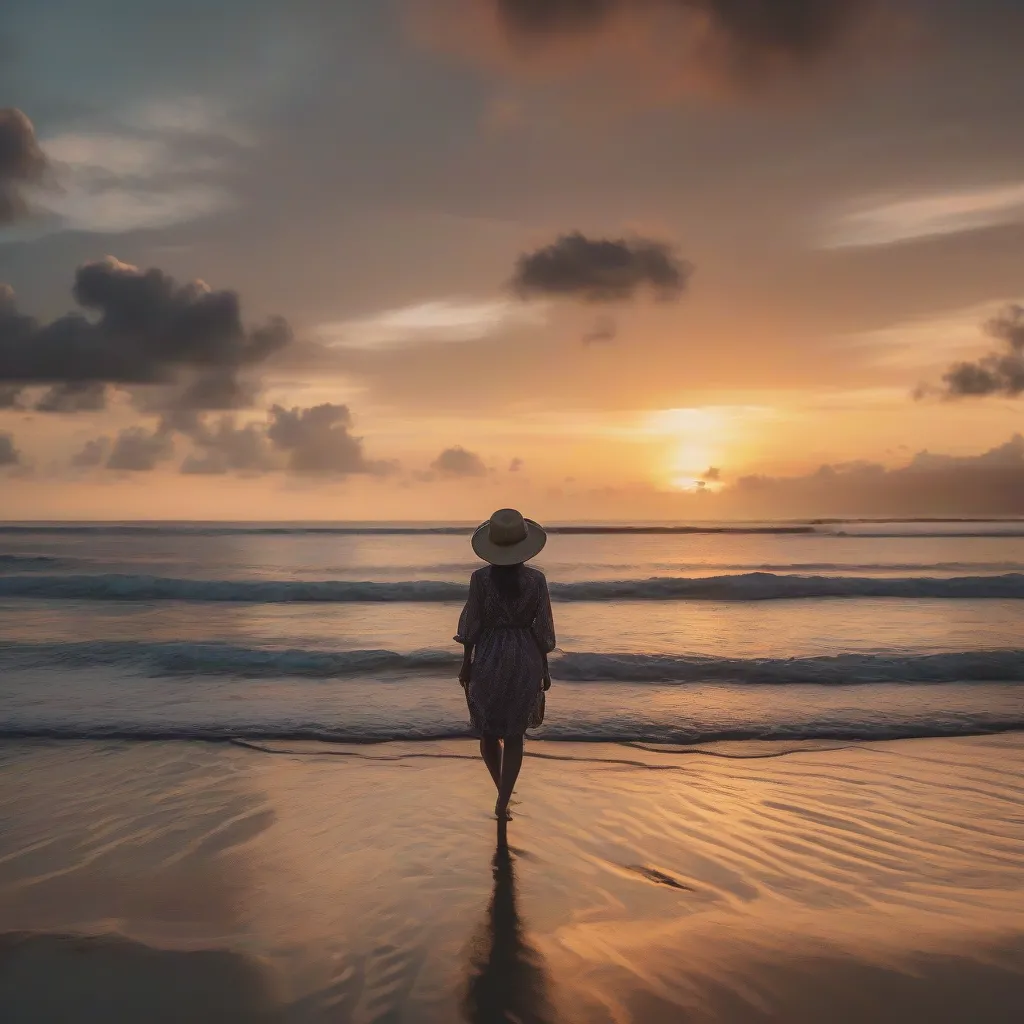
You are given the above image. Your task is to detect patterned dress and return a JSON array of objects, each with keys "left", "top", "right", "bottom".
[{"left": 455, "top": 565, "right": 557, "bottom": 738}]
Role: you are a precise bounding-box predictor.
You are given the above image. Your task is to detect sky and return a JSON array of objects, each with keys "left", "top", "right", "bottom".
[{"left": 1, "top": 0, "right": 1024, "bottom": 520}]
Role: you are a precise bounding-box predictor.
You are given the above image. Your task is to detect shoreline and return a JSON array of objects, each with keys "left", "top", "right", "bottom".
[{"left": 2, "top": 721, "right": 1024, "bottom": 744}]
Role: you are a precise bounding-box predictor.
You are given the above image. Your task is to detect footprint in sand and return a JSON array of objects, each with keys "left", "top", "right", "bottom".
[{"left": 623, "top": 864, "right": 695, "bottom": 891}]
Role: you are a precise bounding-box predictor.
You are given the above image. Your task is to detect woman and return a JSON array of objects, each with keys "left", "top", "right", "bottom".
[{"left": 456, "top": 509, "right": 556, "bottom": 821}]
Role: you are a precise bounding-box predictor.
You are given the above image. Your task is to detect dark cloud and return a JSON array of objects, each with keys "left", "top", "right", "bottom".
[
  {"left": 729, "top": 435, "right": 1024, "bottom": 516},
  {"left": 0, "top": 108, "right": 47, "bottom": 224},
  {"left": 0, "top": 258, "right": 291, "bottom": 414},
  {"left": 494, "top": 0, "right": 872, "bottom": 64},
  {"left": 171, "top": 372, "right": 262, "bottom": 413},
  {"left": 940, "top": 306, "right": 1024, "bottom": 398},
  {"left": 511, "top": 232, "right": 691, "bottom": 303},
  {"left": 509, "top": 456, "right": 524, "bottom": 472},
  {"left": 180, "top": 417, "right": 274, "bottom": 476},
  {"left": 702, "top": 466, "right": 721, "bottom": 481},
  {"left": 106, "top": 427, "right": 174, "bottom": 472},
  {"left": 495, "top": 0, "right": 612, "bottom": 35},
  {"left": 70, "top": 437, "right": 111, "bottom": 469},
  {"left": 35, "top": 381, "right": 107, "bottom": 413},
  {"left": 431, "top": 445, "right": 488, "bottom": 477},
  {"left": 267, "top": 403, "right": 388, "bottom": 475},
  {"left": 0, "top": 431, "right": 19, "bottom": 466},
  {"left": 426, "top": 0, "right": 881, "bottom": 95}
]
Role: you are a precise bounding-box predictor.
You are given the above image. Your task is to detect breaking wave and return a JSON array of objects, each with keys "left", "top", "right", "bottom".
[{"left": 3, "top": 640, "right": 1023, "bottom": 684}]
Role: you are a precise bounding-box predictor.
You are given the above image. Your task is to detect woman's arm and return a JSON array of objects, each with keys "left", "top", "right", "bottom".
[
  {"left": 534, "top": 573, "right": 556, "bottom": 690},
  {"left": 455, "top": 572, "right": 483, "bottom": 686},
  {"left": 459, "top": 643, "right": 473, "bottom": 687}
]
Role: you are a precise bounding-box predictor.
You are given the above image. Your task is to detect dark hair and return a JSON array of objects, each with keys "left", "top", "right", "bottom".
[{"left": 489, "top": 562, "right": 523, "bottom": 601}]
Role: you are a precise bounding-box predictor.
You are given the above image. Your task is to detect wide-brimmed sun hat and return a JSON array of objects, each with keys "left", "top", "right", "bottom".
[{"left": 471, "top": 508, "right": 547, "bottom": 566}]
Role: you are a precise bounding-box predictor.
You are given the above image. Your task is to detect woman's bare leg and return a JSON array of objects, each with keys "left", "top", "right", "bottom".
[
  {"left": 496, "top": 735, "right": 524, "bottom": 817},
  {"left": 480, "top": 737, "right": 502, "bottom": 792}
]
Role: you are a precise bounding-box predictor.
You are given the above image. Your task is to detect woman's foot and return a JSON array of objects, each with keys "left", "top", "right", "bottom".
[{"left": 494, "top": 800, "right": 512, "bottom": 821}]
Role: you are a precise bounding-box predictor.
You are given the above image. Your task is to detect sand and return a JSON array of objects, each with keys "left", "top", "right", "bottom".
[{"left": 0, "top": 734, "right": 1022, "bottom": 1022}]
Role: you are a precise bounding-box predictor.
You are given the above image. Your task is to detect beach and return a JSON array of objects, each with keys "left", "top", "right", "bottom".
[
  {"left": 2, "top": 733, "right": 1023, "bottom": 1022},
  {"left": 1, "top": 520, "right": 1023, "bottom": 1019}
]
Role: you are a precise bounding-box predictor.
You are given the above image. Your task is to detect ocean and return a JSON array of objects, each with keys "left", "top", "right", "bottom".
[{"left": 1, "top": 519, "right": 1023, "bottom": 746}]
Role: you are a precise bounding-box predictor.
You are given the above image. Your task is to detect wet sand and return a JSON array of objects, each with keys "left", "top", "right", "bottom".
[{"left": 0, "top": 734, "right": 1022, "bottom": 1022}]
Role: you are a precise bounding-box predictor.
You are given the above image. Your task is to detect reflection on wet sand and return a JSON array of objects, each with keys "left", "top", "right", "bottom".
[{"left": 463, "top": 821, "right": 555, "bottom": 1024}]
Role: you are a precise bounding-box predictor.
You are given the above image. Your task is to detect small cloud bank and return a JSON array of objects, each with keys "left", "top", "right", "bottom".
[
  {"left": 938, "top": 306, "right": 1024, "bottom": 398},
  {"left": 70, "top": 437, "right": 111, "bottom": 469},
  {"left": 823, "top": 182, "right": 1024, "bottom": 249},
  {"left": 431, "top": 445, "right": 488, "bottom": 477},
  {"left": 106, "top": 426, "right": 174, "bottom": 472},
  {"left": 181, "top": 418, "right": 273, "bottom": 476},
  {"left": 0, "top": 108, "right": 47, "bottom": 224},
  {"left": 729, "top": 435, "right": 1024, "bottom": 516},
  {"left": 512, "top": 232, "right": 691, "bottom": 303},
  {"left": 267, "top": 403, "right": 392, "bottom": 475},
  {"left": 71, "top": 402, "right": 389, "bottom": 478}
]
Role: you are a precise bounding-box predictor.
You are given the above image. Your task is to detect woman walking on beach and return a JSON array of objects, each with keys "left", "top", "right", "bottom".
[{"left": 456, "top": 509, "right": 556, "bottom": 821}]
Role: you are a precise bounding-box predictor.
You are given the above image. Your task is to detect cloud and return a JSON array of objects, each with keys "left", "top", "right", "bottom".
[
  {"left": 728, "top": 435, "right": 1024, "bottom": 516},
  {"left": 702, "top": 466, "right": 721, "bottom": 481},
  {"left": 63, "top": 402, "right": 389, "bottom": 479},
  {"left": 38, "top": 181, "right": 231, "bottom": 236},
  {"left": 180, "top": 417, "right": 274, "bottom": 475},
  {"left": 35, "top": 381, "right": 108, "bottom": 413},
  {"left": 0, "top": 432, "right": 19, "bottom": 466},
  {"left": 419, "top": 0, "right": 880, "bottom": 98},
  {"left": 822, "top": 182, "right": 1024, "bottom": 249},
  {"left": 267, "top": 403, "right": 388, "bottom": 475},
  {"left": 498, "top": 0, "right": 868, "bottom": 58},
  {"left": 23, "top": 101, "right": 245, "bottom": 237},
  {"left": 0, "top": 384, "right": 22, "bottom": 409},
  {"left": 70, "top": 437, "right": 111, "bottom": 469},
  {"left": 0, "top": 109, "right": 47, "bottom": 224},
  {"left": 0, "top": 257, "right": 291, "bottom": 414},
  {"left": 431, "top": 445, "right": 488, "bottom": 477},
  {"left": 105, "top": 426, "right": 174, "bottom": 471},
  {"left": 316, "top": 298, "right": 548, "bottom": 350},
  {"left": 938, "top": 306, "right": 1024, "bottom": 398},
  {"left": 509, "top": 456, "right": 524, "bottom": 472},
  {"left": 511, "top": 232, "right": 691, "bottom": 303}
]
